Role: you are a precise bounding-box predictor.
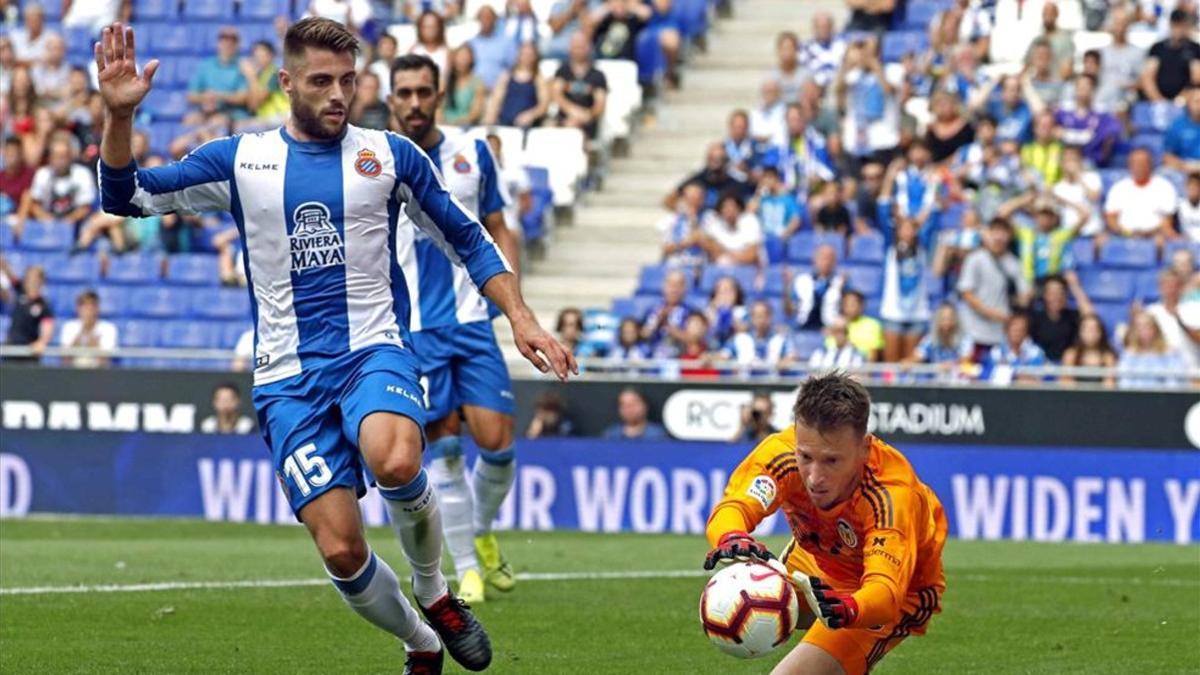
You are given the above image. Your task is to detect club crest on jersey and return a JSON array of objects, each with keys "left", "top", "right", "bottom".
[
  {"left": 837, "top": 519, "right": 858, "bottom": 548},
  {"left": 452, "top": 154, "right": 472, "bottom": 174},
  {"left": 354, "top": 149, "right": 382, "bottom": 177},
  {"left": 289, "top": 201, "right": 345, "bottom": 272}
]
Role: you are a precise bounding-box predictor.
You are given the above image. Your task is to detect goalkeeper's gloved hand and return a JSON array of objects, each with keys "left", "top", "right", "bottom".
[
  {"left": 703, "top": 531, "right": 774, "bottom": 570},
  {"left": 794, "top": 575, "right": 860, "bottom": 629}
]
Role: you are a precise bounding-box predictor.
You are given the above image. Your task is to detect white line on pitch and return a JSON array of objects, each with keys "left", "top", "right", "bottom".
[{"left": 0, "top": 569, "right": 1196, "bottom": 596}]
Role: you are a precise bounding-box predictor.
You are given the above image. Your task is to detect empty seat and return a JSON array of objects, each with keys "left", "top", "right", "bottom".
[
  {"left": 141, "top": 88, "right": 190, "bottom": 120},
  {"left": 183, "top": 0, "right": 234, "bottom": 19},
  {"left": 881, "top": 31, "right": 929, "bottom": 62},
  {"left": 848, "top": 233, "right": 886, "bottom": 264},
  {"left": 50, "top": 284, "right": 86, "bottom": 316},
  {"left": 842, "top": 264, "right": 884, "bottom": 298},
  {"left": 17, "top": 221, "right": 74, "bottom": 251},
  {"left": 165, "top": 254, "right": 220, "bottom": 285},
  {"left": 1163, "top": 239, "right": 1200, "bottom": 267},
  {"left": 763, "top": 265, "right": 788, "bottom": 296},
  {"left": 95, "top": 285, "right": 131, "bottom": 318},
  {"left": 219, "top": 321, "right": 251, "bottom": 349},
  {"left": 43, "top": 253, "right": 102, "bottom": 284},
  {"left": 611, "top": 295, "right": 658, "bottom": 321},
  {"left": 1078, "top": 269, "right": 1136, "bottom": 303},
  {"left": 788, "top": 331, "right": 825, "bottom": 358},
  {"left": 129, "top": 286, "right": 190, "bottom": 318},
  {"left": 145, "top": 23, "right": 199, "bottom": 54},
  {"left": 1091, "top": 301, "right": 1129, "bottom": 336},
  {"left": 523, "top": 127, "right": 586, "bottom": 207},
  {"left": 1069, "top": 238, "right": 1096, "bottom": 269},
  {"left": 190, "top": 287, "right": 252, "bottom": 319},
  {"left": 1135, "top": 270, "right": 1161, "bottom": 303},
  {"left": 134, "top": 0, "right": 178, "bottom": 20},
  {"left": 240, "top": 0, "right": 291, "bottom": 20},
  {"left": 636, "top": 264, "right": 667, "bottom": 295},
  {"left": 0, "top": 316, "right": 10, "bottom": 343},
  {"left": 699, "top": 265, "right": 758, "bottom": 295},
  {"left": 159, "top": 320, "right": 221, "bottom": 349},
  {"left": 1098, "top": 238, "right": 1156, "bottom": 269},
  {"left": 107, "top": 253, "right": 163, "bottom": 284},
  {"left": 117, "top": 319, "right": 162, "bottom": 347}
]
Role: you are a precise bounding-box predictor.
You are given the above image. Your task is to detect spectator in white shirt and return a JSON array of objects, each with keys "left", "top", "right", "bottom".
[
  {"left": 807, "top": 318, "right": 866, "bottom": 370},
  {"left": 1179, "top": 172, "right": 1200, "bottom": 242},
  {"left": 59, "top": 289, "right": 118, "bottom": 369},
  {"left": 700, "top": 193, "right": 764, "bottom": 266},
  {"left": 1052, "top": 146, "right": 1103, "bottom": 237},
  {"left": 200, "top": 383, "right": 256, "bottom": 434},
  {"left": 233, "top": 328, "right": 254, "bottom": 371},
  {"left": 307, "top": 0, "right": 375, "bottom": 33},
  {"left": 62, "top": 0, "right": 128, "bottom": 33},
  {"left": 31, "top": 34, "right": 70, "bottom": 106},
  {"left": 409, "top": 10, "right": 450, "bottom": 87},
  {"left": 790, "top": 243, "right": 844, "bottom": 331},
  {"left": 771, "top": 31, "right": 809, "bottom": 105},
  {"left": 723, "top": 300, "right": 788, "bottom": 366},
  {"left": 13, "top": 134, "right": 96, "bottom": 238},
  {"left": 1145, "top": 269, "right": 1200, "bottom": 368},
  {"left": 1103, "top": 148, "right": 1179, "bottom": 248},
  {"left": 749, "top": 79, "right": 787, "bottom": 147},
  {"left": 802, "top": 12, "right": 846, "bottom": 88},
  {"left": 10, "top": 3, "right": 54, "bottom": 66}
]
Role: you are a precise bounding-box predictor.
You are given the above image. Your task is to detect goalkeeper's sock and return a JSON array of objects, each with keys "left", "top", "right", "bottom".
[
  {"left": 472, "top": 446, "right": 515, "bottom": 535},
  {"left": 427, "top": 437, "right": 479, "bottom": 580},
  {"left": 328, "top": 550, "right": 441, "bottom": 653},
  {"left": 379, "top": 468, "right": 449, "bottom": 607}
]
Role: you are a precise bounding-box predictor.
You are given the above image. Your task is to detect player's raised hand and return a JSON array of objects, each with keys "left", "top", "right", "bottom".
[
  {"left": 511, "top": 313, "right": 579, "bottom": 382},
  {"left": 94, "top": 22, "right": 159, "bottom": 117}
]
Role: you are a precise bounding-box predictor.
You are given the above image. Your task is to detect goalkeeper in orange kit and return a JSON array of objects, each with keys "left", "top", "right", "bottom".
[{"left": 704, "top": 373, "right": 948, "bottom": 675}]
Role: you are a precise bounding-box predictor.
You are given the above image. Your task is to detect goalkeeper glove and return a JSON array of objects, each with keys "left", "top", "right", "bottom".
[
  {"left": 794, "top": 575, "right": 860, "bottom": 629},
  {"left": 703, "top": 531, "right": 774, "bottom": 570}
]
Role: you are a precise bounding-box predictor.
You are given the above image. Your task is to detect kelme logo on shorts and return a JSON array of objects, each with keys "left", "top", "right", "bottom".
[
  {"left": 747, "top": 475, "right": 777, "bottom": 509},
  {"left": 289, "top": 202, "right": 345, "bottom": 273}
]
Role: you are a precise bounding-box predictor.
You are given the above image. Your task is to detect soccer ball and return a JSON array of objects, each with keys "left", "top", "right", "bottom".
[{"left": 699, "top": 561, "right": 800, "bottom": 659}]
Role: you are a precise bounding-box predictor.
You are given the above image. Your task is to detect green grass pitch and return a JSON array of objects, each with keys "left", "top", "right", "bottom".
[{"left": 1, "top": 518, "right": 1197, "bottom": 674}]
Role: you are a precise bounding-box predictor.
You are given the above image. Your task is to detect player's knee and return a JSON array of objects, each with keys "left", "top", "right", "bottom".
[
  {"left": 374, "top": 451, "right": 423, "bottom": 487},
  {"left": 473, "top": 424, "right": 513, "bottom": 452},
  {"left": 320, "top": 537, "right": 370, "bottom": 578}
]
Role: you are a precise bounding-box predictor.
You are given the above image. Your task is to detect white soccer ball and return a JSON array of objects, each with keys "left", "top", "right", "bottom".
[{"left": 699, "top": 560, "right": 800, "bottom": 659}]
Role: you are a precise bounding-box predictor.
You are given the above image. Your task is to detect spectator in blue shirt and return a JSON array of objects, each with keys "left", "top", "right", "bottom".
[
  {"left": 603, "top": 387, "right": 669, "bottom": 440},
  {"left": 641, "top": 269, "right": 696, "bottom": 355},
  {"left": 1164, "top": 88, "right": 1200, "bottom": 174},
  {"left": 187, "top": 26, "right": 251, "bottom": 122},
  {"left": 750, "top": 166, "right": 801, "bottom": 239},
  {"left": 988, "top": 313, "right": 1047, "bottom": 382},
  {"left": 907, "top": 302, "right": 973, "bottom": 367},
  {"left": 469, "top": 5, "right": 517, "bottom": 90},
  {"left": 1118, "top": 311, "right": 1189, "bottom": 389},
  {"left": 988, "top": 75, "right": 1033, "bottom": 144},
  {"left": 609, "top": 317, "right": 652, "bottom": 362}
]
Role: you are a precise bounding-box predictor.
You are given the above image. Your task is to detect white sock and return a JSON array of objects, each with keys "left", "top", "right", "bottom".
[
  {"left": 473, "top": 447, "right": 516, "bottom": 535},
  {"left": 379, "top": 468, "right": 449, "bottom": 607},
  {"left": 328, "top": 551, "right": 441, "bottom": 653},
  {"left": 427, "top": 437, "right": 479, "bottom": 580}
]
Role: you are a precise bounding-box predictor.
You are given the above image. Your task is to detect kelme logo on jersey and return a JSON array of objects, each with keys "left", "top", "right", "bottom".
[
  {"left": 836, "top": 519, "right": 858, "bottom": 548},
  {"left": 746, "top": 475, "right": 777, "bottom": 510},
  {"left": 452, "top": 154, "right": 471, "bottom": 174},
  {"left": 289, "top": 201, "right": 345, "bottom": 273},
  {"left": 354, "top": 149, "right": 382, "bottom": 177}
]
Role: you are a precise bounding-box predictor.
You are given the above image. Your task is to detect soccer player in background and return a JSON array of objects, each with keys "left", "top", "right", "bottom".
[
  {"left": 93, "top": 18, "right": 575, "bottom": 674},
  {"left": 389, "top": 54, "right": 522, "bottom": 604},
  {"left": 704, "top": 373, "right": 947, "bottom": 675}
]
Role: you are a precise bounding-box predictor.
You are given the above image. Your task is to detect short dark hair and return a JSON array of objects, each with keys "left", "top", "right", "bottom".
[
  {"left": 1187, "top": 172, "right": 1200, "bottom": 184},
  {"left": 284, "top": 17, "right": 359, "bottom": 65},
  {"left": 391, "top": 53, "right": 440, "bottom": 93},
  {"left": 793, "top": 372, "right": 871, "bottom": 437},
  {"left": 556, "top": 307, "right": 583, "bottom": 332},
  {"left": 213, "top": 382, "right": 241, "bottom": 398},
  {"left": 976, "top": 114, "right": 997, "bottom": 127},
  {"left": 1169, "top": 8, "right": 1190, "bottom": 24},
  {"left": 842, "top": 288, "right": 865, "bottom": 304},
  {"left": 717, "top": 191, "right": 744, "bottom": 211},
  {"left": 253, "top": 39, "right": 276, "bottom": 54},
  {"left": 988, "top": 216, "right": 1013, "bottom": 233},
  {"left": 777, "top": 31, "right": 799, "bottom": 49},
  {"left": 1083, "top": 48, "right": 1101, "bottom": 63},
  {"left": 75, "top": 289, "right": 99, "bottom": 306}
]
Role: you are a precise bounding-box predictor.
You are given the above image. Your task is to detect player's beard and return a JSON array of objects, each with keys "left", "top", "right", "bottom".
[
  {"left": 397, "top": 108, "right": 435, "bottom": 146},
  {"left": 291, "top": 97, "right": 347, "bottom": 141}
]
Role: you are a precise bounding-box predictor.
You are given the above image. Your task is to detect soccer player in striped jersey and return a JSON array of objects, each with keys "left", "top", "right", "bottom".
[
  {"left": 704, "top": 373, "right": 947, "bottom": 675},
  {"left": 94, "top": 18, "right": 575, "bottom": 674},
  {"left": 388, "top": 54, "right": 522, "bottom": 605}
]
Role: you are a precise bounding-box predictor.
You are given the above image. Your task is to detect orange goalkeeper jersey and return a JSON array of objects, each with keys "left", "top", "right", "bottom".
[{"left": 707, "top": 429, "right": 947, "bottom": 625}]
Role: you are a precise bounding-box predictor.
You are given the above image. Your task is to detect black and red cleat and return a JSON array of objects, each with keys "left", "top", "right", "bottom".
[
  {"left": 403, "top": 648, "right": 444, "bottom": 675},
  {"left": 418, "top": 592, "right": 492, "bottom": 671}
]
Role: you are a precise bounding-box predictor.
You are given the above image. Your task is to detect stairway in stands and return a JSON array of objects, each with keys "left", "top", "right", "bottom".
[{"left": 502, "top": 0, "right": 847, "bottom": 366}]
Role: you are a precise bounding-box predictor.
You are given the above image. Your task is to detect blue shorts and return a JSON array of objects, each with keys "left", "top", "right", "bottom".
[
  {"left": 411, "top": 321, "right": 514, "bottom": 423},
  {"left": 252, "top": 344, "right": 427, "bottom": 515}
]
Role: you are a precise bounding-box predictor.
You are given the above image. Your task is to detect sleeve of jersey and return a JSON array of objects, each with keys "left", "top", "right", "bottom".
[
  {"left": 474, "top": 139, "right": 510, "bottom": 218},
  {"left": 391, "top": 134, "right": 512, "bottom": 291},
  {"left": 705, "top": 440, "right": 793, "bottom": 547},
  {"left": 98, "top": 136, "right": 237, "bottom": 217},
  {"left": 852, "top": 485, "right": 919, "bottom": 628}
]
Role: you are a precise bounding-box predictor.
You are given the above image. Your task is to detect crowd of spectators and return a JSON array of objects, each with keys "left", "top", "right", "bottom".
[{"left": 576, "top": 0, "right": 1200, "bottom": 388}]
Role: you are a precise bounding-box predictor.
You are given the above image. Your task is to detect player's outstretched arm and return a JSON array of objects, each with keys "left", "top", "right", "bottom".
[
  {"left": 481, "top": 273, "right": 578, "bottom": 382},
  {"left": 95, "top": 22, "right": 159, "bottom": 170}
]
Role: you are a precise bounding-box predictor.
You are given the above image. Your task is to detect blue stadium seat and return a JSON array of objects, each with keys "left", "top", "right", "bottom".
[
  {"left": 787, "top": 231, "right": 845, "bottom": 263},
  {"left": 134, "top": 0, "right": 178, "bottom": 19},
  {"left": 64, "top": 27, "right": 97, "bottom": 61},
  {"left": 146, "top": 23, "right": 197, "bottom": 54},
  {"left": 1078, "top": 269, "right": 1136, "bottom": 303},
  {"left": 159, "top": 320, "right": 221, "bottom": 349},
  {"left": 848, "top": 233, "right": 885, "bottom": 264},
  {"left": 1163, "top": 239, "right": 1200, "bottom": 267},
  {"left": 95, "top": 285, "right": 131, "bottom": 318},
  {"left": 165, "top": 254, "right": 220, "bottom": 285},
  {"left": 881, "top": 31, "right": 929, "bottom": 62},
  {"left": 40, "top": 0, "right": 64, "bottom": 20},
  {"left": 0, "top": 316, "right": 10, "bottom": 343},
  {"left": 1098, "top": 238, "right": 1156, "bottom": 269},
  {"left": 1099, "top": 169, "right": 1128, "bottom": 195},
  {"left": 183, "top": 0, "right": 234, "bottom": 19},
  {"left": 106, "top": 253, "right": 162, "bottom": 284},
  {"left": 842, "top": 264, "right": 884, "bottom": 298},
  {"left": 1069, "top": 238, "right": 1096, "bottom": 269},
  {"left": 190, "top": 287, "right": 251, "bottom": 319},
  {"left": 937, "top": 203, "right": 966, "bottom": 231},
  {"left": 671, "top": 0, "right": 708, "bottom": 39},
  {"left": 764, "top": 265, "right": 788, "bottom": 297},
  {"left": 240, "top": 0, "right": 291, "bottom": 20},
  {"left": 1135, "top": 270, "right": 1161, "bottom": 303},
  {"left": 129, "top": 286, "right": 190, "bottom": 318},
  {"left": 685, "top": 291, "right": 708, "bottom": 309},
  {"left": 43, "top": 253, "right": 102, "bottom": 284},
  {"left": 17, "top": 221, "right": 74, "bottom": 251},
  {"left": 219, "top": 321, "right": 250, "bottom": 348},
  {"left": 142, "top": 89, "right": 190, "bottom": 121},
  {"left": 903, "top": 1, "right": 949, "bottom": 29},
  {"left": 50, "top": 284, "right": 86, "bottom": 316},
  {"left": 117, "top": 319, "right": 162, "bottom": 347},
  {"left": 789, "top": 331, "right": 825, "bottom": 359},
  {"left": 612, "top": 295, "right": 659, "bottom": 321},
  {"left": 636, "top": 264, "right": 668, "bottom": 295},
  {"left": 238, "top": 22, "right": 279, "bottom": 51},
  {"left": 1131, "top": 133, "right": 1164, "bottom": 163},
  {"left": 764, "top": 235, "right": 786, "bottom": 265},
  {"left": 1130, "top": 102, "right": 1180, "bottom": 134},
  {"left": 1091, "top": 301, "right": 1129, "bottom": 336},
  {"left": 0, "top": 220, "right": 14, "bottom": 249},
  {"left": 699, "top": 265, "right": 758, "bottom": 295}
]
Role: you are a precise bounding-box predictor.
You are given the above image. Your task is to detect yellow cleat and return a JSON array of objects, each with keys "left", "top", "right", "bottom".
[
  {"left": 457, "top": 568, "right": 486, "bottom": 604},
  {"left": 475, "top": 533, "right": 515, "bottom": 593}
]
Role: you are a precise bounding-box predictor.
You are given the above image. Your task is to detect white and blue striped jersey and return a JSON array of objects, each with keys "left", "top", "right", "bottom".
[
  {"left": 98, "top": 125, "right": 510, "bottom": 386},
  {"left": 394, "top": 131, "right": 509, "bottom": 332}
]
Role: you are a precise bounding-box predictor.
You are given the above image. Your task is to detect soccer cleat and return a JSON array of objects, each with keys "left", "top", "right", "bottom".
[
  {"left": 457, "top": 568, "right": 486, "bottom": 604},
  {"left": 418, "top": 591, "right": 492, "bottom": 672},
  {"left": 403, "top": 648, "right": 444, "bottom": 675},
  {"left": 475, "top": 534, "right": 515, "bottom": 593}
]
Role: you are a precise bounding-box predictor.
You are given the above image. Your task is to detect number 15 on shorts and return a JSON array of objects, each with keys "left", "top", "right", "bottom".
[{"left": 283, "top": 443, "right": 332, "bottom": 496}]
